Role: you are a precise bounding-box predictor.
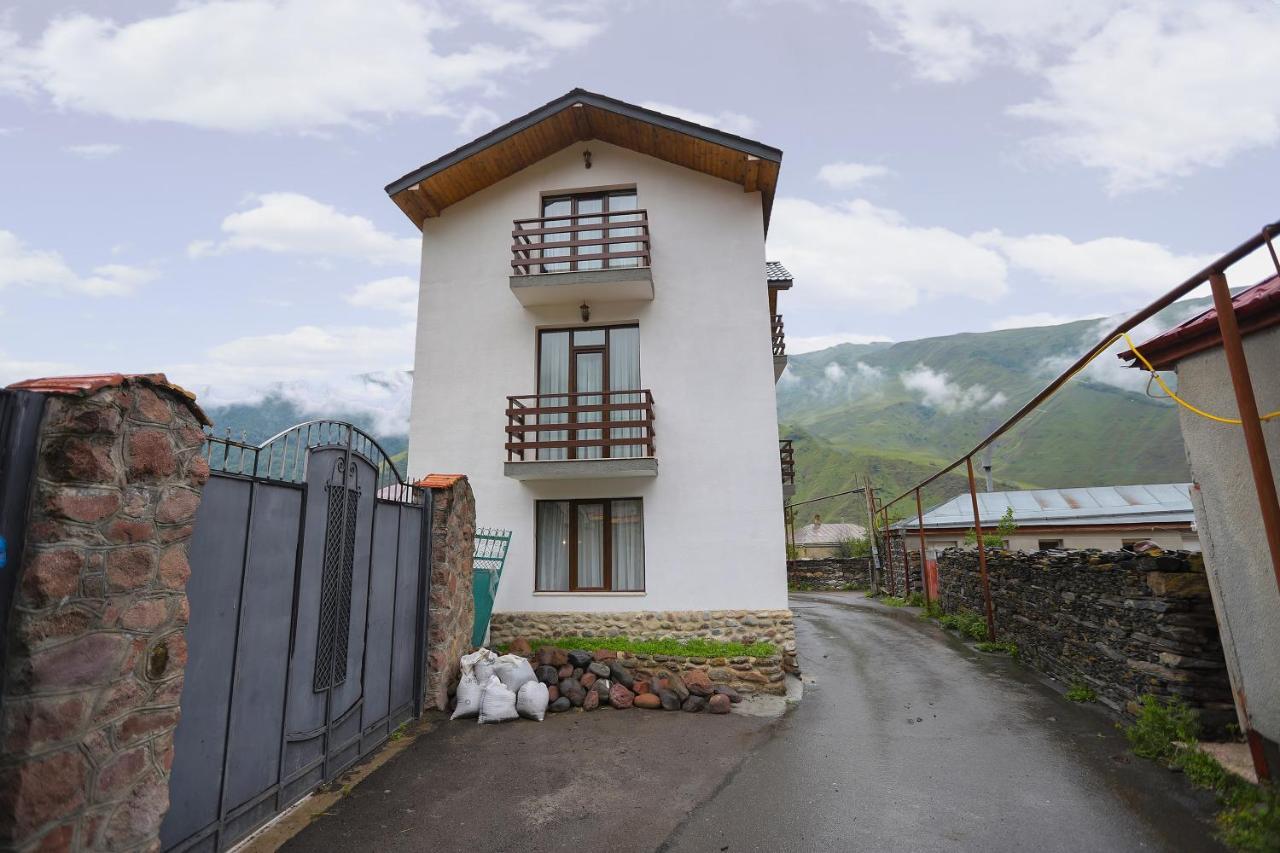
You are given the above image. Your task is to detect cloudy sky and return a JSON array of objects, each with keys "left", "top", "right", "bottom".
[{"left": 2, "top": 0, "right": 1279, "bottom": 403}]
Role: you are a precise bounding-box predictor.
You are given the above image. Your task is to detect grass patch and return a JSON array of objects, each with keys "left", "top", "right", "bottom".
[
  {"left": 515, "top": 635, "right": 777, "bottom": 659},
  {"left": 905, "top": 592, "right": 925, "bottom": 607},
  {"left": 976, "top": 640, "right": 1018, "bottom": 657},
  {"left": 880, "top": 596, "right": 908, "bottom": 607},
  {"left": 1065, "top": 682, "right": 1097, "bottom": 703},
  {"left": 388, "top": 722, "right": 409, "bottom": 742},
  {"left": 1123, "top": 694, "right": 1280, "bottom": 851},
  {"left": 939, "top": 609, "right": 990, "bottom": 641},
  {"left": 918, "top": 600, "right": 945, "bottom": 621}
]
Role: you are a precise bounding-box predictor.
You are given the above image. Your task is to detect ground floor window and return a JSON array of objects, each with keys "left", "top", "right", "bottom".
[
  {"left": 1038, "top": 539, "right": 1064, "bottom": 550},
  {"left": 536, "top": 498, "right": 644, "bottom": 591}
]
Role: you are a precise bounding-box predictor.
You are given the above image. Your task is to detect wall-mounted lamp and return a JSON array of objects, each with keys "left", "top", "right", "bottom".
[
  {"left": 583, "top": 149, "right": 592, "bottom": 169},
  {"left": 580, "top": 302, "right": 591, "bottom": 323}
]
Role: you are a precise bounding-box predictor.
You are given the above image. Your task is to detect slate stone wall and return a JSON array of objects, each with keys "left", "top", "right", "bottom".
[
  {"left": 786, "top": 558, "right": 871, "bottom": 590},
  {"left": 0, "top": 376, "right": 209, "bottom": 852},
  {"left": 937, "top": 547, "right": 1234, "bottom": 732},
  {"left": 422, "top": 476, "right": 475, "bottom": 712}
]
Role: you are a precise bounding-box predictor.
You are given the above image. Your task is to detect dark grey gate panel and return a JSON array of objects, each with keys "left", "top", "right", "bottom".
[{"left": 162, "top": 421, "right": 431, "bottom": 853}]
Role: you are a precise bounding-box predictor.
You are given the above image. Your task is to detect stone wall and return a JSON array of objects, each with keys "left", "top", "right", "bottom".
[
  {"left": 489, "top": 609, "right": 798, "bottom": 675},
  {"left": 937, "top": 547, "right": 1234, "bottom": 732},
  {"left": 878, "top": 542, "right": 921, "bottom": 598},
  {"left": 0, "top": 375, "right": 209, "bottom": 852},
  {"left": 613, "top": 651, "right": 785, "bottom": 696},
  {"left": 786, "top": 558, "right": 870, "bottom": 590},
  {"left": 420, "top": 475, "right": 476, "bottom": 712}
]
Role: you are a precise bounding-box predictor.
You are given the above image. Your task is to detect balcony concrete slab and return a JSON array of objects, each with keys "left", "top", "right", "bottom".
[
  {"left": 509, "top": 267, "right": 654, "bottom": 306},
  {"left": 504, "top": 457, "right": 658, "bottom": 480}
]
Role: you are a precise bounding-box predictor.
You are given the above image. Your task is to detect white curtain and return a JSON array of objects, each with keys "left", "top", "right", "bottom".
[
  {"left": 576, "top": 503, "right": 604, "bottom": 588},
  {"left": 611, "top": 499, "right": 644, "bottom": 590},
  {"left": 537, "top": 331, "right": 569, "bottom": 461},
  {"left": 576, "top": 351, "right": 603, "bottom": 460},
  {"left": 608, "top": 327, "right": 642, "bottom": 458},
  {"left": 536, "top": 502, "right": 569, "bottom": 590},
  {"left": 608, "top": 191, "right": 641, "bottom": 269}
]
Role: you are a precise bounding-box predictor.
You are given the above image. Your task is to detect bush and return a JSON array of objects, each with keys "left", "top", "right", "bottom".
[
  {"left": 905, "top": 592, "right": 925, "bottom": 607},
  {"left": 940, "top": 609, "right": 990, "bottom": 641},
  {"left": 1065, "top": 682, "right": 1097, "bottom": 703},
  {"left": 1124, "top": 694, "right": 1200, "bottom": 762},
  {"left": 836, "top": 535, "right": 871, "bottom": 558},
  {"left": 919, "top": 600, "right": 944, "bottom": 620}
]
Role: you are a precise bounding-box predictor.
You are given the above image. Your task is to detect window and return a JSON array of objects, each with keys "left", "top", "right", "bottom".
[
  {"left": 536, "top": 498, "right": 644, "bottom": 591},
  {"left": 537, "top": 325, "right": 642, "bottom": 461},
  {"left": 539, "top": 190, "right": 642, "bottom": 273},
  {"left": 1038, "top": 539, "right": 1064, "bottom": 551}
]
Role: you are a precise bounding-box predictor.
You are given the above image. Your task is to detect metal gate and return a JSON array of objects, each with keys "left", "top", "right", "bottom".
[{"left": 161, "top": 421, "right": 431, "bottom": 853}]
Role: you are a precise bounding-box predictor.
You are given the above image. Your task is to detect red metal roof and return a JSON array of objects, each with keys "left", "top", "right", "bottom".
[
  {"left": 416, "top": 473, "right": 466, "bottom": 490},
  {"left": 1120, "top": 274, "right": 1280, "bottom": 370},
  {"left": 6, "top": 372, "right": 210, "bottom": 425}
]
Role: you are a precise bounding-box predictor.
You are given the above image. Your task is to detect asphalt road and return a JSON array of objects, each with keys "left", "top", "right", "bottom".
[{"left": 280, "top": 592, "right": 1224, "bottom": 853}]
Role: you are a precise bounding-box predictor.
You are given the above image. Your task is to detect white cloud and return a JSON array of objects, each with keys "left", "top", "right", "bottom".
[
  {"left": 0, "top": 230, "right": 155, "bottom": 296},
  {"left": 0, "top": 0, "right": 604, "bottom": 133},
  {"left": 639, "top": 101, "right": 757, "bottom": 136},
  {"left": 63, "top": 143, "right": 120, "bottom": 158},
  {"left": 190, "top": 193, "right": 419, "bottom": 265},
  {"left": 856, "top": 1, "right": 1280, "bottom": 191},
  {"left": 989, "top": 311, "right": 1100, "bottom": 331},
  {"left": 346, "top": 276, "right": 419, "bottom": 317},
  {"left": 458, "top": 105, "right": 501, "bottom": 137},
  {"left": 768, "top": 197, "right": 1008, "bottom": 311},
  {"left": 900, "top": 363, "right": 1006, "bottom": 413},
  {"left": 789, "top": 332, "right": 892, "bottom": 353},
  {"left": 0, "top": 352, "right": 76, "bottom": 387},
  {"left": 817, "top": 161, "right": 892, "bottom": 189}
]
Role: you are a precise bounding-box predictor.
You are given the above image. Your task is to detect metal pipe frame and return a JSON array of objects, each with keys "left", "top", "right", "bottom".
[
  {"left": 966, "top": 457, "right": 997, "bottom": 642},
  {"left": 916, "top": 488, "right": 931, "bottom": 606}
]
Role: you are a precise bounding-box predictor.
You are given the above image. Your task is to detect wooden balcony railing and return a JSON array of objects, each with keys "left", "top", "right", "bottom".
[
  {"left": 506, "top": 389, "right": 656, "bottom": 461},
  {"left": 779, "top": 439, "right": 795, "bottom": 486},
  {"left": 772, "top": 314, "right": 786, "bottom": 356},
  {"left": 512, "top": 210, "right": 651, "bottom": 275}
]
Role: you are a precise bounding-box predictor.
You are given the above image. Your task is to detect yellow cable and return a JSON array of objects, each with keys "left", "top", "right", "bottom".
[{"left": 1119, "top": 331, "right": 1280, "bottom": 424}]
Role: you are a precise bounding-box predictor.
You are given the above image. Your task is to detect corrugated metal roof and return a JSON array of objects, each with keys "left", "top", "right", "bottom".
[
  {"left": 794, "top": 521, "right": 865, "bottom": 545},
  {"left": 893, "top": 483, "right": 1194, "bottom": 531},
  {"left": 766, "top": 260, "right": 793, "bottom": 283}
]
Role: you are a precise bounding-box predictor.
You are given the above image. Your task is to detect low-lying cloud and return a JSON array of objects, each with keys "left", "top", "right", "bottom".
[{"left": 900, "top": 364, "right": 1008, "bottom": 414}]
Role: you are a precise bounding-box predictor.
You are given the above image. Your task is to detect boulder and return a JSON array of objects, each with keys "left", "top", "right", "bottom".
[
  {"left": 634, "top": 693, "right": 662, "bottom": 710},
  {"left": 583, "top": 689, "right": 600, "bottom": 711},
  {"left": 608, "top": 661, "right": 634, "bottom": 688},
  {"left": 587, "top": 661, "right": 611, "bottom": 679},
  {"left": 535, "top": 665, "right": 559, "bottom": 685},
  {"left": 538, "top": 647, "right": 569, "bottom": 668},
  {"left": 609, "top": 683, "right": 635, "bottom": 709},
  {"left": 633, "top": 680, "right": 650, "bottom": 695},
  {"left": 509, "top": 637, "right": 533, "bottom": 657},
  {"left": 712, "top": 685, "right": 742, "bottom": 704},
  {"left": 684, "top": 669, "right": 713, "bottom": 697},
  {"left": 549, "top": 697, "right": 572, "bottom": 713},
  {"left": 572, "top": 667, "right": 585, "bottom": 680},
  {"left": 557, "top": 664, "right": 574, "bottom": 680},
  {"left": 547, "top": 685, "right": 560, "bottom": 703},
  {"left": 593, "top": 649, "right": 618, "bottom": 662},
  {"left": 567, "top": 649, "right": 594, "bottom": 669},
  {"left": 663, "top": 670, "right": 690, "bottom": 702},
  {"left": 657, "top": 689, "right": 681, "bottom": 711},
  {"left": 681, "top": 695, "right": 707, "bottom": 713},
  {"left": 593, "top": 680, "right": 611, "bottom": 702},
  {"left": 581, "top": 672, "right": 597, "bottom": 690},
  {"left": 559, "top": 678, "right": 586, "bottom": 707},
  {"left": 708, "top": 694, "right": 732, "bottom": 714}
]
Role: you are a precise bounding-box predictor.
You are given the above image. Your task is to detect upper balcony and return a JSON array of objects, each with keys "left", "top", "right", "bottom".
[
  {"left": 772, "top": 313, "right": 787, "bottom": 381},
  {"left": 509, "top": 210, "right": 653, "bottom": 306},
  {"left": 780, "top": 439, "right": 795, "bottom": 499},
  {"left": 504, "top": 389, "right": 657, "bottom": 480}
]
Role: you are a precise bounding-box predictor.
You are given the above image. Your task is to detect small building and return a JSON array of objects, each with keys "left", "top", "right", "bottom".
[
  {"left": 386, "top": 90, "right": 795, "bottom": 644},
  {"left": 792, "top": 517, "right": 866, "bottom": 559},
  {"left": 894, "top": 484, "right": 1200, "bottom": 558},
  {"left": 1120, "top": 272, "right": 1280, "bottom": 778}
]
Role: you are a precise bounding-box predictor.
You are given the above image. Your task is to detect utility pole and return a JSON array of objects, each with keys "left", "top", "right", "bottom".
[{"left": 864, "top": 476, "right": 881, "bottom": 594}]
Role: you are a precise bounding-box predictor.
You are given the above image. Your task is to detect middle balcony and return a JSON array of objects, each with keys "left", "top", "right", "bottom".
[
  {"left": 504, "top": 389, "right": 657, "bottom": 480},
  {"left": 509, "top": 208, "right": 653, "bottom": 306}
]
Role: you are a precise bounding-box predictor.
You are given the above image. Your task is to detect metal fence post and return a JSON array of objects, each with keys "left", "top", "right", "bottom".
[
  {"left": 966, "top": 457, "right": 997, "bottom": 641},
  {"left": 916, "top": 488, "right": 930, "bottom": 606}
]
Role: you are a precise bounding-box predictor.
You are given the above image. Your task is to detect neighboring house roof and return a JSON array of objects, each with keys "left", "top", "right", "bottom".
[
  {"left": 1120, "top": 274, "right": 1280, "bottom": 370},
  {"left": 766, "top": 261, "right": 794, "bottom": 288},
  {"left": 893, "top": 484, "right": 1195, "bottom": 532},
  {"left": 794, "top": 522, "right": 866, "bottom": 546},
  {"left": 385, "top": 89, "right": 783, "bottom": 233}
]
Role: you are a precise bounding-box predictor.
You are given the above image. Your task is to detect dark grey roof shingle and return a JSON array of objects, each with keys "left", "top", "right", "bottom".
[{"left": 766, "top": 260, "right": 793, "bottom": 283}]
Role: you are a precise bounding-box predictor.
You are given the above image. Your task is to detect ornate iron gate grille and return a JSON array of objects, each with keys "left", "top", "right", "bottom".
[{"left": 162, "top": 421, "right": 432, "bottom": 853}]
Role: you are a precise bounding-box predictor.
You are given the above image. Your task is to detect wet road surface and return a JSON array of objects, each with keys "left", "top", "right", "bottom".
[{"left": 280, "top": 592, "right": 1223, "bottom": 853}]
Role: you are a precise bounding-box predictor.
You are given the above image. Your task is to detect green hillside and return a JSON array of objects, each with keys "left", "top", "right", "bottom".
[{"left": 779, "top": 309, "right": 1199, "bottom": 522}]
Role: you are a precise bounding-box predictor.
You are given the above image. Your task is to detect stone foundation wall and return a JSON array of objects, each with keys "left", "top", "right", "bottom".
[
  {"left": 0, "top": 375, "right": 209, "bottom": 852},
  {"left": 937, "top": 547, "right": 1234, "bottom": 732},
  {"left": 614, "top": 651, "right": 786, "bottom": 696},
  {"left": 421, "top": 475, "right": 475, "bottom": 712},
  {"left": 786, "top": 558, "right": 870, "bottom": 590},
  {"left": 489, "top": 609, "right": 798, "bottom": 674}
]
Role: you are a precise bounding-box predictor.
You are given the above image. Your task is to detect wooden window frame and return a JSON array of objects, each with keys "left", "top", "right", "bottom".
[
  {"left": 1037, "top": 539, "right": 1065, "bottom": 550},
  {"left": 535, "top": 324, "right": 639, "bottom": 461},
  {"left": 534, "top": 497, "right": 645, "bottom": 592},
  {"left": 538, "top": 190, "right": 641, "bottom": 273}
]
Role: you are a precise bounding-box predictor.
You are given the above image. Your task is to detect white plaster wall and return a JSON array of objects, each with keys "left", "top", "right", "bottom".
[
  {"left": 1174, "top": 324, "right": 1280, "bottom": 743},
  {"left": 407, "top": 141, "right": 787, "bottom": 613}
]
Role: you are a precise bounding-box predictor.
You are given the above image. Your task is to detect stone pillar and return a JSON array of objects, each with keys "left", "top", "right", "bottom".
[
  {"left": 418, "top": 475, "right": 476, "bottom": 711},
  {"left": 0, "top": 375, "right": 209, "bottom": 852}
]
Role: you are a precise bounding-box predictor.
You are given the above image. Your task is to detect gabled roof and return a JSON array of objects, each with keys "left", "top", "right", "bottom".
[
  {"left": 893, "top": 484, "right": 1195, "bottom": 532},
  {"left": 795, "top": 522, "right": 866, "bottom": 546},
  {"left": 385, "top": 89, "right": 783, "bottom": 233},
  {"left": 766, "top": 260, "right": 793, "bottom": 289},
  {"left": 1120, "top": 274, "right": 1280, "bottom": 370}
]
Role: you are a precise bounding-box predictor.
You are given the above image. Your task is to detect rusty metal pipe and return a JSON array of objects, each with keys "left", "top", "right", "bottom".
[
  {"left": 966, "top": 457, "right": 997, "bottom": 641},
  {"left": 883, "top": 507, "right": 895, "bottom": 596},
  {"left": 881, "top": 220, "right": 1280, "bottom": 512},
  {"left": 916, "top": 488, "right": 930, "bottom": 606}
]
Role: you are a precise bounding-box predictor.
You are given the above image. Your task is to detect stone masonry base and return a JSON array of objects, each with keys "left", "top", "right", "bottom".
[{"left": 488, "top": 608, "right": 799, "bottom": 675}]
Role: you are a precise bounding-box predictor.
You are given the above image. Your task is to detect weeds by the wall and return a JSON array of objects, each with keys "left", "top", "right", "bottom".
[
  {"left": 1065, "top": 683, "right": 1097, "bottom": 703},
  {"left": 976, "top": 640, "right": 1018, "bottom": 657},
  {"left": 938, "top": 609, "right": 989, "bottom": 641}
]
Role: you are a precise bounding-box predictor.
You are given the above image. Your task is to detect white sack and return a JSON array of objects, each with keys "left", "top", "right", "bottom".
[
  {"left": 516, "top": 681, "right": 549, "bottom": 722},
  {"left": 478, "top": 675, "right": 518, "bottom": 724},
  {"left": 494, "top": 654, "right": 536, "bottom": 694},
  {"left": 451, "top": 672, "right": 485, "bottom": 720},
  {"left": 461, "top": 648, "right": 497, "bottom": 684}
]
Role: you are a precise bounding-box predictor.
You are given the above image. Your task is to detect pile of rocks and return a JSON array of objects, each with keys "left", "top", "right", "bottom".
[{"left": 510, "top": 643, "right": 742, "bottom": 715}]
